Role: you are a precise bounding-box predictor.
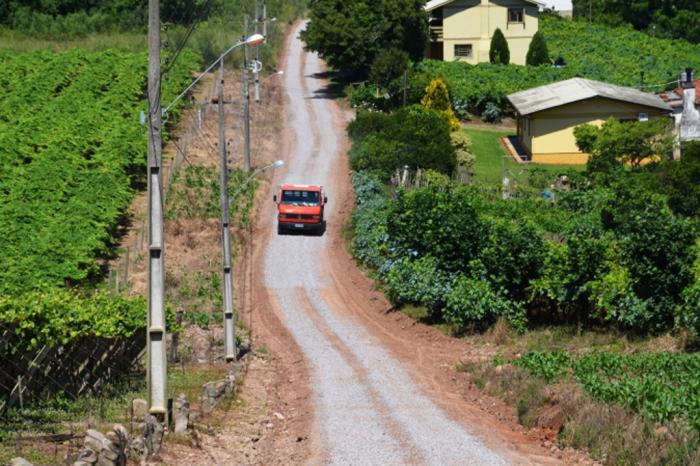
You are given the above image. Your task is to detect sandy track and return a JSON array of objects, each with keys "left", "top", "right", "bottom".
[{"left": 250, "top": 22, "right": 570, "bottom": 465}]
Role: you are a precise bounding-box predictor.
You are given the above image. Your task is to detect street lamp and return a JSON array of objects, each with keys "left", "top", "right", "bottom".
[
  {"left": 162, "top": 33, "right": 266, "bottom": 116},
  {"left": 230, "top": 159, "right": 284, "bottom": 204}
]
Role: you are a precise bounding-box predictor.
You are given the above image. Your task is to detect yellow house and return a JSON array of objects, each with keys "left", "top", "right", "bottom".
[
  {"left": 507, "top": 78, "right": 672, "bottom": 164},
  {"left": 425, "top": 0, "right": 542, "bottom": 65}
]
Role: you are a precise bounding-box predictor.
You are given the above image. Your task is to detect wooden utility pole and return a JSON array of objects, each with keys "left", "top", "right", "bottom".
[
  {"left": 218, "top": 58, "right": 236, "bottom": 361},
  {"left": 147, "top": 0, "right": 167, "bottom": 423}
]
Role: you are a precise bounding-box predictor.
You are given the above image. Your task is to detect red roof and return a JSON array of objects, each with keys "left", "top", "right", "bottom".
[{"left": 673, "top": 79, "right": 700, "bottom": 106}]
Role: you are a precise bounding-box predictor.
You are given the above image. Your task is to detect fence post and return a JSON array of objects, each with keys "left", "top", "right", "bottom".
[{"left": 124, "top": 247, "right": 130, "bottom": 287}]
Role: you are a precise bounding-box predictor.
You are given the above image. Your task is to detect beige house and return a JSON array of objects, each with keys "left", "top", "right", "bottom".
[
  {"left": 425, "top": 0, "right": 542, "bottom": 65},
  {"left": 507, "top": 78, "right": 672, "bottom": 164}
]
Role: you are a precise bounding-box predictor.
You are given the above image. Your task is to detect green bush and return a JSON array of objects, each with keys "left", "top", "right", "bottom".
[
  {"left": 369, "top": 47, "right": 410, "bottom": 88},
  {"left": 526, "top": 31, "right": 550, "bottom": 66},
  {"left": 384, "top": 256, "right": 452, "bottom": 314},
  {"left": 387, "top": 185, "right": 484, "bottom": 273},
  {"left": 489, "top": 27, "right": 510, "bottom": 64},
  {"left": 348, "top": 105, "right": 456, "bottom": 179},
  {"left": 444, "top": 274, "right": 526, "bottom": 332}
]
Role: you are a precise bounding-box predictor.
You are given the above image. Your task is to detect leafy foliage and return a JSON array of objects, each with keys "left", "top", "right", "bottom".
[
  {"left": 348, "top": 105, "right": 456, "bottom": 179},
  {"left": 0, "top": 288, "right": 146, "bottom": 353},
  {"left": 300, "top": 0, "right": 427, "bottom": 76},
  {"left": 0, "top": 48, "right": 199, "bottom": 296},
  {"left": 571, "top": 0, "right": 700, "bottom": 44},
  {"left": 516, "top": 350, "right": 700, "bottom": 431},
  {"left": 369, "top": 47, "right": 409, "bottom": 88},
  {"left": 356, "top": 17, "right": 700, "bottom": 116},
  {"left": 526, "top": 30, "right": 549, "bottom": 66},
  {"left": 489, "top": 27, "right": 510, "bottom": 65},
  {"left": 421, "top": 77, "right": 459, "bottom": 131},
  {"left": 575, "top": 117, "right": 674, "bottom": 171}
]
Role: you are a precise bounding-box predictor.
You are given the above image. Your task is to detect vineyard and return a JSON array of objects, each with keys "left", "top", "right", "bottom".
[
  {"left": 0, "top": 48, "right": 199, "bottom": 410},
  {"left": 352, "top": 16, "right": 700, "bottom": 115}
]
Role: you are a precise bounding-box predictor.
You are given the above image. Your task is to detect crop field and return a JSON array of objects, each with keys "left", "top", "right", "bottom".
[
  {"left": 516, "top": 351, "right": 700, "bottom": 431},
  {"left": 0, "top": 48, "right": 198, "bottom": 351}
]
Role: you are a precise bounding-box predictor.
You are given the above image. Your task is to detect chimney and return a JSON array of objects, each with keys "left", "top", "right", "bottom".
[{"left": 680, "top": 68, "right": 700, "bottom": 142}]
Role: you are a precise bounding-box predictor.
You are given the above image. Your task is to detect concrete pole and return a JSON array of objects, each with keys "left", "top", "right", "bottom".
[
  {"left": 243, "top": 16, "right": 251, "bottom": 171},
  {"left": 218, "top": 59, "right": 237, "bottom": 362},
  {"left": 254, "top": 0, "right": 261, "bottom": 103},
  {"left": 147, "top": 0, "right": 167, "bottom": 423}
]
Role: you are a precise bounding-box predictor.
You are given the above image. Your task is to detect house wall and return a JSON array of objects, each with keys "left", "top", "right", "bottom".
[
  {"left": 440, "top": 0, "right": 538, "bottom": 65},
  {"left": 522, "top": 97, "right": 669, "bottom": 164}
]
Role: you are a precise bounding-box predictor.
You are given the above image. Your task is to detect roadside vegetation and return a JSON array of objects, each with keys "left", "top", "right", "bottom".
[
  {"left": 302, "top": 0, "right": 700, "bottom": 456},
  {"left": 0, "top": 0, "right": 303, "bottom": 456}
]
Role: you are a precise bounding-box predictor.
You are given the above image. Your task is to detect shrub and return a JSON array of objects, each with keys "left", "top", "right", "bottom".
[
  {"left": 421, "top": 77, "right": 460, "bottom": 130},
  {"left": 489, "top": 28, "right": 510, "bottom": 64},
  {"left": 444, "top": 274, "right": 526, "bottom": 332},
  {"left": 526, "top": 31, "right": 550, "bottom": 66},
  {"left": 481, "top": 102, "right": 502, "bottom": 123},
  {"left": 451, "top": 131, "right": 475, "bottom": 175},
  {"left": 387, "top": 185, "right": 484, "bottom": 273},
  {"left": 369, "top": 47, "right": 410, "bottom": 88},
  {"left": 348, "top": 105, "right": 456, "bottom": 179},
  {"left": 384, "top": 256, "right": 452, "bottom": 314}
]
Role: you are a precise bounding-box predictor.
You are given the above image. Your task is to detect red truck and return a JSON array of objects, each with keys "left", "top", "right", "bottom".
[{"left": 273, "top": 184, "right": 327, "bottom": 235}]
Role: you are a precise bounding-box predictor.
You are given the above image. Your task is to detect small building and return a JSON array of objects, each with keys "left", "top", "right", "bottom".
[
  {"left": 507, "top": 78, "right": 672, "bottom": 164},
  {"left": 659, "top": 72, "right": 700, "bottom": 143},
  {"left": 425, "top": 0, "right": 542, "bottom": 65}
]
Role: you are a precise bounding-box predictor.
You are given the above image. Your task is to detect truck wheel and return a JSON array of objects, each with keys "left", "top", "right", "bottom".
[{"left": 277, "top": 224, "right": 283, "bottom": 235}]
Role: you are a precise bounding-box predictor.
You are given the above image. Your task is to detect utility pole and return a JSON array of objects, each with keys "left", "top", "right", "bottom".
[
  {"left": 243, "top": 16, "right": 251, "bottom": 172},
  {"left": 218, "top": 58, "right": 236, "bottom": 362},
  {"left": 254, "top": 0, "right": 261, "bottom": 103},
  {"left": 147, "top": 0, "right": 167, "bottom": 423}
]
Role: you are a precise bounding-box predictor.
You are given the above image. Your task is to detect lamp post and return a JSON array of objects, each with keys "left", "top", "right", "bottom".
[{"left": 161, "top": 33, "right": 265, "bottom": 117}]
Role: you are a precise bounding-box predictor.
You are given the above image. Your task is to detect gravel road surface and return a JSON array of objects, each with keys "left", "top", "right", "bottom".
[{"left": 261, "top": 23, "right": 515, "bottom": 466}]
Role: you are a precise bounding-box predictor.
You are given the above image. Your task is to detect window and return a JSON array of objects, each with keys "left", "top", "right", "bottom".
[
  {"left": 454, "top": 44, "right": 472, "bottom": 58},
  {"left": 638, "top": 112, "right": 649, "bottom": 122},
  {"left": 508, "top": 7, "right": 524, "bottom": 23},
  {"left": 281, "top": 190, "right": 320, "bottom": 206}
]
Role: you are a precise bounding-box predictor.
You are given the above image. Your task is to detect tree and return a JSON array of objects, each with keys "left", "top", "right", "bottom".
[
  {"left": 574, "top": 117, "right": 673, "bottom": 174},
  {"left": 421, "top": 77, "right": 460, "bottom": 131},
  {"left": 526, "top": 31, "right": 550, "bottom": 66},
  {"left": 301, "top": 0, "right": 428, "bottom": 77},
  {"left": 369, "top": 47, "right": 409, "bottom": 89},
  {"left": 489, "top": 28, "right": 510, "bottom": 65}
]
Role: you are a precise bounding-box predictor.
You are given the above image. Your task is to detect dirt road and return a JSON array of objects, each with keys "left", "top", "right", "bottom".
[{"left": 250, "top": 22, "right": 567, "bottom": 465}]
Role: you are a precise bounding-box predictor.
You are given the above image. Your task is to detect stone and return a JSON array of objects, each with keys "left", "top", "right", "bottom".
[
  {"left": 174, "top": 394, "right": 190, "bottom": 434},
  {"left": 536, "top": 405, "right": 565, "bottom": 433},
  {"left": 142, "top": 414, "right": 164, "bottom": 456},
  {"left": 131, "top": 399, "right": 148, "bottom": 423},
  {"left": 76, "top": 448, "right": 98, "bottom": 463},
  {"left": 10, "top": 458, "right": 34, "bottom": 466},
  {"left": 128, "top": 436, "right": 146, "bottom": 458},
  {"left": 84, "top": 430, "right": 110, "bottom": 454},
  {"left": 273, "top": 412, "right": 285, "bottom": 420},
  {"left": 72, "top": 461, "right": 92, "bottom": 466}
]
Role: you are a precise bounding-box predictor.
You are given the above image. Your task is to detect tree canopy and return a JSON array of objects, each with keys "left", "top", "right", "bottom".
[{"left": 300, "top": 0, "right": 427, "bottom": 77}]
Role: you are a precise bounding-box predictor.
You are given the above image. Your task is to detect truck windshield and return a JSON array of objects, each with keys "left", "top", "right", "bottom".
[{"left": 281, "top": 190, "right": 320, "bottom": 206}]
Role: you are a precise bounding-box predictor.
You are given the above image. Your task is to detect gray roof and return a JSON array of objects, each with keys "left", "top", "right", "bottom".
[
  {"left": 507, "top": 78, "right": 672, "bottom": 116},
  {"left": 425, "top": 0, "right": 543, "bottom": 12}
]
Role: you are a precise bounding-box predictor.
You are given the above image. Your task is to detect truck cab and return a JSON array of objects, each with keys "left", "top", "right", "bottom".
[{"left": 274, "top": 184, "right": 327, "bottom": 235}]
